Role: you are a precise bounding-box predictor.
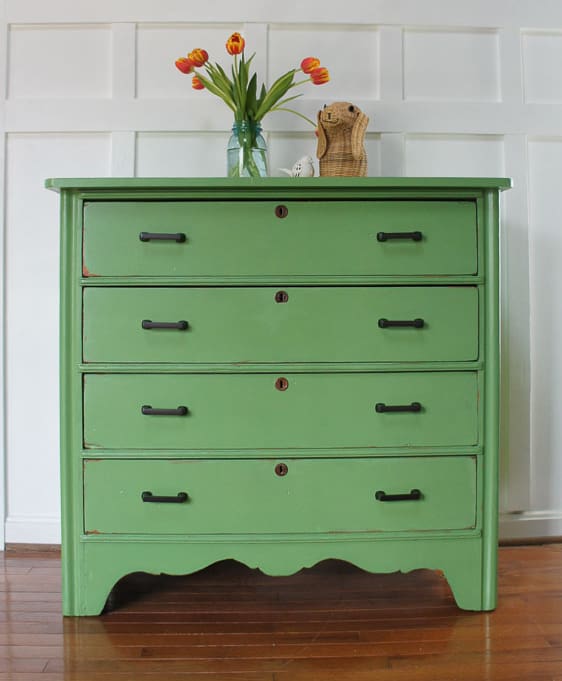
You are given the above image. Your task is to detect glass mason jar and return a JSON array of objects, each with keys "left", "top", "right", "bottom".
[{"left": 227, "top": 120, "right": 268, "bottom": 178}]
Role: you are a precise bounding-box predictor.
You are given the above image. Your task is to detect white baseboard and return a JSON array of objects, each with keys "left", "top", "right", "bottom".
[
  {"left": 499, "top": 510, "right": 562, "bottom": 541},
  {"left": 4, "top": 515, "right": 61, "bottom": 545},
  {"left": 2, "top": 513, "right": 561, "bottom": 547}
]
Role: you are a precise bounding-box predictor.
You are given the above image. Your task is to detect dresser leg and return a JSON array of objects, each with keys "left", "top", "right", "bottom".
[{"left": 442, "top": 554, "right": 495, "bottom": 612}]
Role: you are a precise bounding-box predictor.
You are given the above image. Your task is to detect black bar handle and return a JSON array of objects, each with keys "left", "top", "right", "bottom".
[
  {"left": 142, "top": 320, "right": 188, "bottom": 330},
  {"left": 139, "top": 231, "right": 186, "bottom": 243},
  {"left": 378, "top": 318, "right": 424, "bottom": 329},
  {"left": 375, "top": 401, "right": 422, "bottom": 413},
  {"left": 141, "top": 491, "right": 189, "bottom": 503},
  {"left": 141, "top": 405, "right": 188, "bottom": 416},
  {"left": 375, "top": 489, "right": 422, "bottom": 502},
  {"left": 377, "top": 231, "right": 422, "bottom": 242}
]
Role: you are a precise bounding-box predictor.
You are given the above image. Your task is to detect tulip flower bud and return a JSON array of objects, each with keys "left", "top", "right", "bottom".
[
  {"left": 189, "top": 49, "right": 209, "bottom": 67},
  {"left": 175, "top": 57, "right": 194, "bottom": 74},
  {"left": 310, "top": 67, "right": 330, "bottom": 85},
  {"left": 192, "top": 75, "right": 205, "bottom": 90},
  {"left": 226, "top": 32, "right": 245, "bottom": 55},
  {"left": 301, "top": 57, "right": 321, "bottom": 74}
]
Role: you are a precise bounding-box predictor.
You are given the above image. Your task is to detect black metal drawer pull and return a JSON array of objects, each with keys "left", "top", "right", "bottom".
[
  {"left": 141, "top": 491, "right": 189, "bottom": 503},
  {"left": 375, "top": 401, "right": 421, "bottom": 413},
  {"left": 141, "top": 405, "right": 188, "bottom": 416},
  {"left": 375, "top": 489, "right": 422, "bottom": 502},
  {"left": 142, "top": 320, "right": 188, "bottom": 330},
  {"left": 377, "top": 231, "right": 422, "bottom": 242},
  {"left": 139, "top": 231, "right": 186, "bottom": 243},
  {"left": 378, "top": 318, "right": 424, "bottom": 329}
]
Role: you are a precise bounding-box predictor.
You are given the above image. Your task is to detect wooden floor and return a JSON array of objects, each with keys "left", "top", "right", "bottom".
[{"left": 1, "top": 545, "right": 562, "bottom": 680}]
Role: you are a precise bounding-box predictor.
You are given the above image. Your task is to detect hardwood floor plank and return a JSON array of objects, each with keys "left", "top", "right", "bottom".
[{"left": 0, "top": 545, "right": 561, "bottom": 679}]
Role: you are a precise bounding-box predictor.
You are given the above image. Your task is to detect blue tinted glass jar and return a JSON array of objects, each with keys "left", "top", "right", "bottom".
[{"left": 227, "top": 120, "right": 268, "bottom": 177}]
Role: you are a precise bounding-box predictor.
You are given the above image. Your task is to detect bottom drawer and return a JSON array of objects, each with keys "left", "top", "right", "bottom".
[{"left": 84, "top": 457, "right": 477, "bottom": 535}]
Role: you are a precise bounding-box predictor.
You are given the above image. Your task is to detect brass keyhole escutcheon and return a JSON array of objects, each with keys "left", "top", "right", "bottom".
[
  {"left": 275, "top": 463, "right": 289, "bottom": 477},
  {"left": 275, "top": 204, "right": 289, "bottom": 219},
  {"left": 275, "top": 377, "right": 289, "bottom": 391},
  {"left": 275, "top": 290, "right": 289, "bottom": 303}
]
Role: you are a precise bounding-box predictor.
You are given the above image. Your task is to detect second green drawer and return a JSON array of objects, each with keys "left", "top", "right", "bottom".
[
  {"left": 83, "top": 372, "right": 478, "bottom": 450},
  {"left": 83, "top": 286, "right": 479, "bottom": 364},
  {"left": 84, "top": 286, "right": 478, "bottom": 363}
]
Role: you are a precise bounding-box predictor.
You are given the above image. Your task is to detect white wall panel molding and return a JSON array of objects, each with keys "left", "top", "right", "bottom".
[
  {"left": 111, "top": 131, "right": 136, "bottom": 176},
  {"left": 379, "top": 26, "right": 402, "bottom": 102},
  {"left": 8, "top": 24, "right": 112, "bottom": 99},
  {"left": 0, "top": 0, "right": 6, "bottom": 548},
  {"left": 404, "top": 134, "right": 504, "bottom": 177},
  {"left": 268, "top": 24, "right": 379, "bottom": 102},
  {"left": 522, "top": 30, "right": 562, "bottom": 103},
  {"left": 112, "top": 22, "right": 136, "bottom": 99},
  {"left": 11, "top": 100, "right": 562, "bottom": 137},
  {"left": 500, "top": 134, "right": 531, "bottom": 513},
  {"left": 136, "top": 131, "right": 226, "bottom": 177},
  {"left": 7, "top": 1, "right": 562, "bottom": 30},
  {"left": 380, "top": 133, "right": 404, "bottom": 176},
  {"left": 499, "top": 28, "right": 524, "bottom": 104},
  {"left": 403, "top": 27, "right": 500, "bottom": 102},
  {"left": 527, "top": 137, "right": 562, "bottom": 513},
  {"left": 4, "top": 133, "right": 111, "bottom": 542}
]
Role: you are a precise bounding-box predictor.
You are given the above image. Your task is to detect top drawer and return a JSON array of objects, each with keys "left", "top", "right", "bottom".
[{"left": 82, "top": 200, "right": 477, "bottom": 278}]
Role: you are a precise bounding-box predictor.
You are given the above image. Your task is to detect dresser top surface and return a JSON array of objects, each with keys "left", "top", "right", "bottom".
[{"left": 45, "top": 176, "right": 512, "bottom": 193}]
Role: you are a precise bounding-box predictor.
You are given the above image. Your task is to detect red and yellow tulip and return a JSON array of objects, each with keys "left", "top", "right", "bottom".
[
  {"left": 310, "top": 66, "right": 330, "bottom": 85},
  {"left": 191, "top": 75, "right": 205, "bottom": 90},
  {"left": 300, "top": 57, "right": 320, "bottom": 74},
  {"left": 174, "top": 57, "right": 194, "bottom": 74},
  {"left": 188, "top": 49, "right": 209, "bottom": 67},
  {"left": 225, "top": 32, "right": 245, "bottom": 55}
]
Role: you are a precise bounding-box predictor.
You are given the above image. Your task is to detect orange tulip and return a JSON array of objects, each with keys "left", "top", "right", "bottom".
[
  {"left": 226, "top": 32, "right": 245, "bottom": 55},
  {"left": 310, "top": 66, "right": 330, "bottom": 85},
  {"left": 301, "top": 57, "right": 320, "bottom": 74},
  {"left": 188, "top": 48, "right": 209, "bottom": 67},
  {"left": 175, "top": 57, "right": 194, "bottom": 74},
  {"left": 192, "top": 75, "right": 205, "bottom": 90}
]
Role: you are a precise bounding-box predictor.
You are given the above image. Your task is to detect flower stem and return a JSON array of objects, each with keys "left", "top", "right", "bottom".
[{"left": 270, "top": 107, "right": 316, "bottom": 127}]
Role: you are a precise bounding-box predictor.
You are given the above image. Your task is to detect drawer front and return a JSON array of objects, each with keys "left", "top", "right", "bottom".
[
  {"left": 83, "top": 456, "right": 477, "bottom": 535},
  {"left": 83, "top": 200, "right": 477, "bottom": 277},
  {"left": 83, "top": 286, "right": 479, "bottom": 364},
  {"left": 83, "top": 372, "right": 478, "bottom": 450}
]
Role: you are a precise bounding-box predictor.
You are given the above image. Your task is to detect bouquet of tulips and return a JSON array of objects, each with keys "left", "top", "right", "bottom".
[{"left": 175, "top": 32, "right": 330, "bottom": 176}]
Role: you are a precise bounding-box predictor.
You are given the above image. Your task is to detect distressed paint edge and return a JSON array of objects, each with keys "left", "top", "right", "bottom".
[
  {"left": 481, "top": 188, "right": 501, "bottom": 610},
  {"left": 59, "top": 191, "right": 84, "bottom": 615}
]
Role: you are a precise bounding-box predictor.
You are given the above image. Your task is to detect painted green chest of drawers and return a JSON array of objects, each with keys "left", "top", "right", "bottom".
[{"left": 47, "top": 177, "right": 510, "bottom": 615}]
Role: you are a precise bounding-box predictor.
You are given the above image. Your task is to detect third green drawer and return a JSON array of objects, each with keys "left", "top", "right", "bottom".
[{"left": 83, "top": 372, "right": 479, "bottom": 450}]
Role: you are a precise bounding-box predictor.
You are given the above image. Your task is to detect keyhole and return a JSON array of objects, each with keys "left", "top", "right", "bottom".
[
  {"left": 275, "top": 205, "right": 289, "bottom": 219},
  {"left": 275, "top": 377, "right": 289, "bottom": 391},
  {"left": 275, "top": 463, "right": 289, "bottom": 477},
  {"left": 275, "top": 290, "right": 289, "bottom": 303}
]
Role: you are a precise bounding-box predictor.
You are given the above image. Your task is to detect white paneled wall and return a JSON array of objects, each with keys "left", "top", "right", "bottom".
[
  {"left": 1, "top": 0, "right": 562, "bottom": 544},
  {"left": 403, "top": 28, "right": 500, "bottom": 102}
]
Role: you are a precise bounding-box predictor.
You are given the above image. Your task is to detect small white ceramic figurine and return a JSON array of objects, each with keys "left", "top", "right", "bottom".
[{"left": 279, "top": 155, "right": 315, "bottom": 177}]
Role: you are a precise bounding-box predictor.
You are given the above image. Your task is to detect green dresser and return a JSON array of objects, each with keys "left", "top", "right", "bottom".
[{"left": 47, "top": 177, "right": 510, "bottom": 615}]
